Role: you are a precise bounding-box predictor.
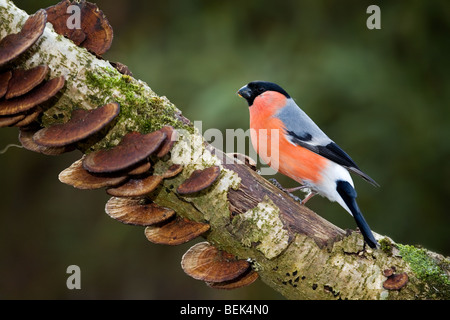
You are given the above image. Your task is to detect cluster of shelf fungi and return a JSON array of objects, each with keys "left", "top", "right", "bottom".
[{"left": 0, "top": 1, "right": 259, "bottom": 291}]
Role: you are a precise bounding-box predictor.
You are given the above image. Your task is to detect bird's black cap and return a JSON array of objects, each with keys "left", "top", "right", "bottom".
[{"left": 237, "top": 81, "right": 290, "bottom": 106}]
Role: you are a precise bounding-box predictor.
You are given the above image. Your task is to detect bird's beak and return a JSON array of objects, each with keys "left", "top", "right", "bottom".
[{"left": 237, "top": 85, "right": 252, "bottom": 99}]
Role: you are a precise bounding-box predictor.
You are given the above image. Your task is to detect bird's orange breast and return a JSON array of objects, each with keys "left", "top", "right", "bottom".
[{"left": 249, "top": 92, "right": 327, "bottom": 184}]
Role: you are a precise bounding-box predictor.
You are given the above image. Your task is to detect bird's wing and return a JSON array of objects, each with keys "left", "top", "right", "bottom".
[{"left": 276, "top": 99, "right": 379, "bottom": 187}]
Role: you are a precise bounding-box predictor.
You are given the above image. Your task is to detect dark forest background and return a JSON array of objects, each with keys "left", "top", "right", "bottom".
[{"left": 0, "top": 0, "right": 449, "bottom": 299}]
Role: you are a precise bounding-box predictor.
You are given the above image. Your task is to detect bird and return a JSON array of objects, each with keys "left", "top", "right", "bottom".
[{"left": 237, "top": 80, "right": 379, "bottom": 248}]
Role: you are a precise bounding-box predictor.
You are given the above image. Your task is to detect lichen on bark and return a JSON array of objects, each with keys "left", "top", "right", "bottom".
[{"left": 232, "top": 196, "right": 289, "bottom": 259}]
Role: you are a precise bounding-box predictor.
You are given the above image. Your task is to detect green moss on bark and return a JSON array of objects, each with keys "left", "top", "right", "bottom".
[{"left": 397, "top": 244, "right": 450, "bottom": 299}]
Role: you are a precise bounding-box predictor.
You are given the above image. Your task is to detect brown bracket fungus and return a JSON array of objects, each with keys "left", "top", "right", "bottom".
[
  {"left": 177, "top": 166, "right": 221, "bottom": 195},
  {"left": 59, "top": 157, "right": 128, "bottom": 190},
  {"left": 5, "top": 65, "right": 49, "bottom": 100},
  {"left": 144, "top": 216, "right": 210, "bottom": 246},
  {"left": 45, "top": 0, "right": 86, "bottom": 45},
  {"left": 0, "top": 76, "right": 65, "bottom": 116},
  {"left": 45, "top": 0, "right": 113, "bottom": 56},
  {"left": 0, "top": 71, "right": 12, "bottom": 98},
  {"left": 110, "top": 61, "right": 133, "bottom": 76},
  {"left": 0, "top": 113, "right": 25, "bottom": 128},
  {"left": 0, "top": 9, "right": 47, "bottom": 66},
  {"left": 106, "top": 175, "right": 163, "bottom": 197},
  {"left": 83, "top": 131, "right": 166, "bottom": 174},
  {"left": 383, "top": 272, "right": 409, "bottom": 290},
  {"left": 127, "top": 161, "right": 151, "bottom": 176},
  {"left": 181, "top": 241, "right": 250, "bottom": 283},
  {"left": 18, "top": 128, "right": 75, "bottom": 155},
  {"left": 156, "top": 125, "right": 178, "bottom": 158},
  {"left": 105, "top": 197, "right": 175, "bottom": 226},
  {"left": 33, "top": 102, "right": 120, "bottom": 147},
  {"left": 13, "top": 106, "right": 43, "bottom": 128},
  {"left": 206, "top": 268, "right": 259, "bottom": 290},
  {"left": 162, "top": 164, "right": 184, "bottom": 179}
]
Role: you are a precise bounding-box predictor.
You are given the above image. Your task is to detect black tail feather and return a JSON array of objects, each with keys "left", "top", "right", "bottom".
[{"left": 336, "top": 180, "right": 378, "bottom": 248}]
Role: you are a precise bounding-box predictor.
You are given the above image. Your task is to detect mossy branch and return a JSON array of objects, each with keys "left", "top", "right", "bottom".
[{"left": 1, "top": 0, "right": 449, "bottom": 299}]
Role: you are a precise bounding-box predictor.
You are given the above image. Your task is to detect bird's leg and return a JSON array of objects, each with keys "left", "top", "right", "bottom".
[
  {"left": 269, "top": 178, "right": 302, "bottom": 202},
  {"left": 301, "top": 191, "right": 317, "bottom": 205},
  {"left": 268, "top": 178, "right": 284, "bottom": 190},
  {"left": 268, "top": 179, "right": 314, "bottom": 204},
  {"left": 285, "top": 185, "right": 309, "bottom": 193}
]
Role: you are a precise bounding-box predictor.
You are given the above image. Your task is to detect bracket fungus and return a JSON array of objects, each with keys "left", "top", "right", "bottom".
[
  {"left": 106, "top": 175, "right": 163, "bottom": 197},
  {"left": 33, "top": 102, "right": 120, "bottom": 147},
  {"left": 144, "top": 216, "right": 210, "bottom": 246},
  {"left": 0, "top": 76, "right": 65, "bottom": 116},
  {"left": 156, "top": 125, "right": 178, "bottom": 158},
  {"left": 83, "top": 131, "right": 166, "bottom": 173},
  {"left": 206, "top": 268, "right": 259, "bottom": 290},
  {"left": 0, "top": 71, "right": 12, "bottom": 98},
  {"left": 13, "top": 106, "right": 43, "bottom": 127},
  {"left": 110, "top": 61, "right": 133, "bottom": 76},
  {"left": 19, "top": 128, "right": 75, "bottom": 155},
  {"left": 105, "top": 197, "right": 175, "bottom": 226},
  {"left": 0, "top": 9, "right": 47, "bottom": 66},
  {"left": 181, "top": 241, "right": 250, "bottom": 283},
  {"left": 6, "top": 65, "right": 49, "bottom": 100},
  {"left": 0, "top": 65, "right": 60, "bottom": 127},
  {"left": 0, "top": 113, "right": 25, "bottom": 128},
  {"left": 59, "top": 157, "right": 128, "bottom": 190},
  {"left": 127, "top": 161, "right": 151, "bottom": 176},
  {"left": 177, "top": 166, "right": 221, "bottom": 195},
  {"left": 162, "top": 164, "right": 184, "bottom": 179},
  {"left": 383, "top": 272, "right": 409, "bottom": 290},
  {"left": 45, "top": 0, "right": 113, "bottom": 56}
]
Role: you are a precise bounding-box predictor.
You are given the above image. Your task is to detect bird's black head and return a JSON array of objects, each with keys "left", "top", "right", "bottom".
[{"left": 237, "top": 81, "right": 290, "bottom": 106}]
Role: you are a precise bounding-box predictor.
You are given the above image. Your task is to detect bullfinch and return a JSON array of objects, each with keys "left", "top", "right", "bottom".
[{"left": 237, "top": 81, "right": 379, "bottom": 248}]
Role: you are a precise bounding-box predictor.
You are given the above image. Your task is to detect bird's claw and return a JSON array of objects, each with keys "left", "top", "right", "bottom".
[{"left": 268, "top": 178, "right": 307, "bottom": 204}]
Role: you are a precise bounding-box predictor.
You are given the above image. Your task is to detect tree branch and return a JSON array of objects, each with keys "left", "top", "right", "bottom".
[{"left": 1, "top": 0, "right": 449, "bottom": 299}]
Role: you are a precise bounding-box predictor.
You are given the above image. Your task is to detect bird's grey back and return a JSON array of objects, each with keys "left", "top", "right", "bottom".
[{"left": 275, "top": 98, "right": 332, "bottom": 146}]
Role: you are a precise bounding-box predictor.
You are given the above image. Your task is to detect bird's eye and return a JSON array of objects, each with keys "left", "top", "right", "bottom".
[{"left": 257, "top": 87, "right": 265, "bottom": 93}]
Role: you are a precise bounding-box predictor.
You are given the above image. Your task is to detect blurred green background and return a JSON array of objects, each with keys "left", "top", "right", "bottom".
[{"left": 1, "top": 0, "right": 449, "bottom": 299}]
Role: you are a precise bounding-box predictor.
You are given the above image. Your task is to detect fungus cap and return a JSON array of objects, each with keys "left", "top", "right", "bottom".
[
  {"left": 59, "top": 158, "right": 128, "bottom": 190},
  {"left": 0, "top": 76, "right": 65, "bottom": 116},
  {"left": 162, "top": 164, "right": 183, "bottom": 179},
  {"left": 83, "top": 131, "right": 166, "bottom": 173},
  {"left": 33, "top": 102, "right": 120, "bottom": 147},
  {"left": 111, "top": 61, "right": 133, "bottom": 76},
  {"left": 156, "top": 126, "right": 178, "bottom": 157},
  {"left": 127, "top": 161, "right": 151, "bottom": 176},
  {"left": 0, "top": 114, "right": 25, "bottom": 128},
  {"left": 206, "top": 268, "right": 258, "bottom": 290},
  {"left": 177, "top": 166, "right": 221, "bottom": 195},
  {"left": 181, "top": 242, "right": 250, "bottom": 282},
  {"left": 13, "top": 106, "right": 43, "bottom": 127},
  {"left": 106, "top": 175, "right": 163, "bottom": 197},
  {"left": 0, "top": 9, "right": 47, "bottom": 66},
  {"left": 144, "top": 217, "right": 210, "bottom": 246},
  {"left": 6, "top": 65, "right": 49, "bottom": 99},
  {"left": 105, "top": 197, "right": 175, "bottom": 226},
  {"left": 0, "top": 71, "right": 12, "bottom": 98},
  {"left": 45, "top": 0, "right": 113, "bottom": 56},
  {"left": 383, "top": 272, "right": 409, "bottom": 290},
  {"left": 19, "top": 128, "right": 74, "bottom": 155}
]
